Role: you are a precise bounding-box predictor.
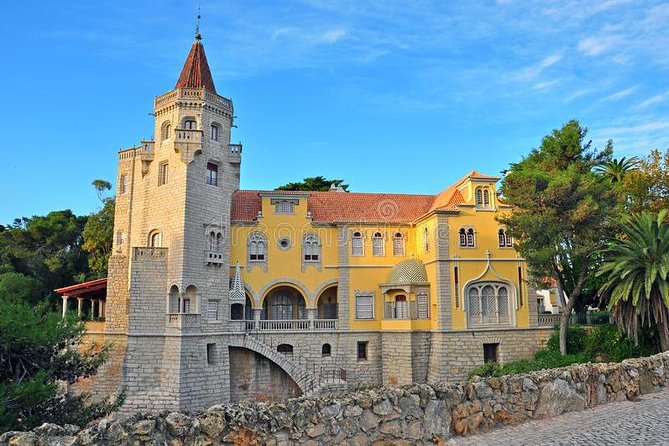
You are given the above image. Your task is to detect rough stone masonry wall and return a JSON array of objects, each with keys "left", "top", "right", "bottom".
[{"left": 5, "top": 352, "right": 669, "bottom": 446}]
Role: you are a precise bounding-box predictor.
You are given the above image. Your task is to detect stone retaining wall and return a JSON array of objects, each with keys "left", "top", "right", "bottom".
[{"left": 3, "top": 352, "right": 668, "bottom": 445}]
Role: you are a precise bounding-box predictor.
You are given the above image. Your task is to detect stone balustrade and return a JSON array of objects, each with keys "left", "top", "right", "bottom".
[{"left": 537, "top": 313, "right": 561, "bottom": 327}]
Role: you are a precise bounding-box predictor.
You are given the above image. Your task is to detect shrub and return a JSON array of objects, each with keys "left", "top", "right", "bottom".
[{"left": 546, "top": 325, "right": 587, "bottom": 354}]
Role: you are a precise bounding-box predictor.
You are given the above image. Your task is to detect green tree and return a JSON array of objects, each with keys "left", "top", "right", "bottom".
[
  {"left": 499, "top": 120, "right": 619, "bottom": 355},
  {"left": 0, "top": 272, "right": 45, "bottom": 306},
  {"left": 82, "top": 179, "right": 115, "bottom": 278},
  {"left": 623, "top": 149, "right": 669, "bottom": 214},
  {"left": 0, "top": 302, "right": 117, "bottom": 433},
  {"left": 597, "top": 210, "right": 669, "bottom": 351},
  {"left": 276, "top": 176, "right": 349, "bottom": 192}
]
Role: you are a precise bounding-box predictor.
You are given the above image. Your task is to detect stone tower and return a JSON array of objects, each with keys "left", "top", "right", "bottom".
[{"left": 100, "top": 34, "right": 240, "bottom": 411}]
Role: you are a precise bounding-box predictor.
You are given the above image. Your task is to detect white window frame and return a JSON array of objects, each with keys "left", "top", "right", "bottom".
[
  {"left": 303, "top": 233, "right": 321, "bottom": 262},
  {"left": 248, "top": 232, "right": 267, "bottom": 262},
  {"left": 355, "top": 293, "right": 375, "bottom": 319},
  {"left": 351, "top": 231, "right": 364, "bottom": 256},
  {"left": 392, "top": 232, "right": 405, "bottom": 256},
  {"left": 466, "top": 282, "right": 511, "bottom": 327}
]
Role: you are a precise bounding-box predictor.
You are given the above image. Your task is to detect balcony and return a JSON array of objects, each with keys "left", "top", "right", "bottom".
[
  {"left": 230, "top": 319, "right": 339, "bottom": 332},
  {"left": 229, "top": 144, "right": 242, "bottom": 164},
  {"left": 205, "top": 250, "right": 225, "bottom": 266},
  {"left": 174, "top": 128, "right": 202, "bottom": 144},
  {"left": 154, "top": 88, "right": 233, "bottom": 112},
  {"left": 537, "top": 313, "right": 561, "bottom": 327},
  {"left": 167, "top": 313, "right": 201, "bottom": 330}
]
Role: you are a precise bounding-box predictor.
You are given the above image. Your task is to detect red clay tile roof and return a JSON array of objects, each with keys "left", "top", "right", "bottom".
[
  {"left": 231, "top": 171, "right": 501, "bottom": 224},
  {"left": 176, "top": 40, "right": 217, "bottom": 93},
  {"left": 232, "top": 190, "right": 435, "bottom": 223},
  {"left": 54, "top": 278, "right": 107, "bottom": 297}
]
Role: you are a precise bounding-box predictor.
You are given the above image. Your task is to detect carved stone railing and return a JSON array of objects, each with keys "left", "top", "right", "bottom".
[
  {"left": 174, "top": 128, "right": 202, "bottom": 144},
  {"left": 166, "top": 313, "right": 201, "bottom": 330},
  {"left": 133, "top": 247, "right": 167, "bottom": 261},
  {"left": 312, "top": 319, "right": 338, "bottom": 330},
  {"left": 229, "top": 319, "right": 338, "bottom": 331},
  {"left": 258, "top": 319, "right": 310, "bottom": 331},
  {"left": 205, "top": 250, "right": 225, "bottom": 265},
  {"left": 537, "top": 313, "right": 561, "bottom": 327}
]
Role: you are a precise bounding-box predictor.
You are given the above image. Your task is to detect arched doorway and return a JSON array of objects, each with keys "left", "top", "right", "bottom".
[
  {"left": 261, "top": 286, "right": 307, "bottom": 320},
  {"left": 317, "top": 286, "right": 338, "bottom": 319}
]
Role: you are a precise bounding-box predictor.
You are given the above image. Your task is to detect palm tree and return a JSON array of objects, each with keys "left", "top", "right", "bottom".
[
  {"left": 594, "top": 157, "right": 640, "bottom": 183},
  {"left": 597, "top": 210, "right": 669, "bottom": 351}
]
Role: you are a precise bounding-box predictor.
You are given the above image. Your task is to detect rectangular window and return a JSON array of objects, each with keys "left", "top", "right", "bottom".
[
  {"left": 207, "top": 300, "right": 219, "bottom": 321},
  {"left": 210, "top": 125, "right": 219, "bottom": 141},
  {"left": 454, "top": 266, "right": 459, "bottom": 308},
  {"left": 119, "top": 174, "right": 127, "bottom": 194},
  {"left": 206, "top": 162, "right": 218, "bottom": 186},
  {"left": 355, "top": 294, "right": 375, "bottom": 319},
  {"left": 416, "top": 294, "right": 429, "bottom": 319},
  {"left": 115, "top": 231, "right": 124, "bottom": 246},
  {"left": 158, "top": 162, "right": 169, "bottom": 186},
  {"left": 483, "top": 343, "right": 499, "bottom": 363},
  {"left": 372, "top": 236, "right": 384, "bottom": 256},
  {"left": 357, "top": 341, "right": 368, "bottom": 361},
  {"left": 207, "top": 343, "right": 217, "bottom": 365},
  {"left": 351, "top": 234, "right": 363, "bottom": 256}
]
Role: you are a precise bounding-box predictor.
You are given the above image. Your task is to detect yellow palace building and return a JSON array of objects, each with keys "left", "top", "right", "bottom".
[{"left": 57, "top": 34, "right": 553, "bottom": 412}]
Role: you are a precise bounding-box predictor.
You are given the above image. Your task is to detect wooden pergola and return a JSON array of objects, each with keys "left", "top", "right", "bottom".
[{"left": 54, "top": 278, "right": 107, "bottom": 320}]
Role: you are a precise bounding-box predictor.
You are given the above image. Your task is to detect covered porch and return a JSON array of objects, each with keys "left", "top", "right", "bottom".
[{"left": 54, "top": 278, "right": 107, "bottom": 321}]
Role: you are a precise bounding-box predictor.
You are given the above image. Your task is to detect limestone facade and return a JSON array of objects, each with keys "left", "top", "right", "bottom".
[{"left": 93, "top": 35, "right": 555, "bottom": 411}]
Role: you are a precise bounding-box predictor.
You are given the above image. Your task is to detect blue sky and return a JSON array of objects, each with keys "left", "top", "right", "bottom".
[{"left": 2, "top": 0, "right": 669, "bottom": 224}]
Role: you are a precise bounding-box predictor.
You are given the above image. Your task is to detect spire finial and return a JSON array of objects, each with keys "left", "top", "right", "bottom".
[{"left": 195, "top": 5, "right": 202, "bottom": 40}]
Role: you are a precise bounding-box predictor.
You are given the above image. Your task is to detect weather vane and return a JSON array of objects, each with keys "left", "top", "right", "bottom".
[{"left": 195, "top": 4, "right": 202, "bottom": 40}]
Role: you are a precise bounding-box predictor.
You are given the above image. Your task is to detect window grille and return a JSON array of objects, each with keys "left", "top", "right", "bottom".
[
  {"left": 355, "top": 294, "right": 374, "bottom": 319},
  {"left": 207, "top": 300, "right": 219, "bottom": 321},
  {"left": 416, "top": 293, "right": 429, "bottom": 319}
]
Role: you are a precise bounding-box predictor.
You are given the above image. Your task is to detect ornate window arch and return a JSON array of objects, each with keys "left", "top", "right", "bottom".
[
  {"left": 182, "top": 117, "right": 197, "bottom": 130},
  {"left": 498, "top": 228, "right": 513, "bottom": 248},
  {"left": 459, "top": 228, "right": 467, "bottom": 247},
  {"left": 161, "top": 121, "right": 172, "bottom": 141},
  {"left": 247, "top": 232, "right": 268, "bottom": 272},
  {"left": 475, "top": 188, "right": 483, "bottom": 207},
  {"left": 466, "top": 228, "right": 475, "bottom": 247},
  {"left": 207, "top": 230, "right": 223, "bottom": 251},
  {"left": 148, "top": 230, "right": 162, "bottom": 248},
  {"left": 483, "top": 189, "right": 491, "bottom": 207},
  {"left": 466, "top": 282, "right": 511, "bottom": 327},
  {"left": 302, "top": 233, "right": 322, "bottom": 270}
]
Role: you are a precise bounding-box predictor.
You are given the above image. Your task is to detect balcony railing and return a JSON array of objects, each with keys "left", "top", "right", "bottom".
[
  {"left": 537, "top": 313, "right": 561, "bottom": 327},
  {"left": 167, "top": 313, "right": 201, "bottom": 329},
  {"left": 154, "top": 88, "right": 233, "bottom": 111},
  {"left": 133, "top": 247, "right": 167, "bottom": 261},
  {"left": 229, "top": 144, "right": 242, "bottom": 164},
  {"left": 174, "top": 128, "right": 203, "bottom": 144},
  {"left": 205, "top": 250, "right": 224, "bottom": 265},
  {"left": 230, "top": 319, "right": 339, "bottom": 332}
]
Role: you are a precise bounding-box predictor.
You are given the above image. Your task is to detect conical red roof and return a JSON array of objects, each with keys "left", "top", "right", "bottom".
[{"left": 175, "top": 40, "right": 217, "bottom": 93}]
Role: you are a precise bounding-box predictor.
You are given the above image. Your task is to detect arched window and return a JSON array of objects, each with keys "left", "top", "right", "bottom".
[
  {"left": 475, "top": 188, "right": 483, "bottom": 207},
  {"left": 149, "top": 230, "right": 162, "bottom": 248},
  {"left": 161, "top": 121, "right": 172, "bottom": 140},
  {"left": 183, "top": 285, "right": 197, "bottom": 314},
  {"left": 303, "top": 233, "right": 320, "bottom": 262},
  {"left": 351, "top": 231, "right": 363, "bottom": 256},
  {"left": 206, "top": 162, "right": 218, "bottom": 186},
  {"left": 322, "top": 343, "right": 331, "bottom": 357},
  {"left": 395, "top": 295, "right": 408, "bottom": 319},
  {"left": 467, "top": 283, "right": 511, "bottom": 327},
  {"left": 424, "top": 228, "right": 430, "bottom": 252},
  {"left": 208, "top": 231, "right": 222, "bottom": 251},
  {"left": 483, "top": 189, "right": 490, "bottom": 207},
  {"left": 459, "top": 228, "right": 467, "bottom": 247},
  {"left": 372, "top": 232, "right": 384, "bottom": 256},
  {"left": 168, "top": 285, "right": 180, "bottom": 313},
  {"left": 498, "top": 229, "right": 512, "bottom": 247},
  {"left": 392, "top": 232, "right": 405, "bottom": 256},
  {"left": 183, "top": 118, "right": 197, "bottom": 130},
  {"left": 466, "top": 228, "right": 475, "bottom": 247},
  {"left": 210, "top": 124, "right": 219, "bottom": 141},
  {"left": 248, "top": 232, "right": 267, "bottom": 261}
]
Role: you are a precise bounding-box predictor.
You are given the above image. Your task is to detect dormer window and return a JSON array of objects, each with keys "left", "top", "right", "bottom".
[
  {"left": 184, "top": 119, "right": 197, "bottom": 130},
  {"left": 475, "top": 187, "right": 492, "bottom": 209},
  {"left": 483, "top": 189, "right": 491, "bottom": 207},
  {"left": 476, "top": 188, "right": 483, "bottom": 207},
  {"left": 275, "top": 200, "right": 295, "bottom": 214}
]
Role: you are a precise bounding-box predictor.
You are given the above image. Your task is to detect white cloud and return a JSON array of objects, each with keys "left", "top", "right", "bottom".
[
  {"left": 638, "top": 91, "right": 669, "bottom": 108},
  {"left": 317, "top": 28, "right": 347, "bottom": 43},
  {"left": 513, "top": 53, "right": 563, "bottom": 82},
  {"left": 600, "top": 86, "right": 638, "bottom": 102},
  {"left": 577, "top": 36, "right": 619, "bottom": 56},
  {"left": 533, "top": 80, "right": 560, "bottom": 90}
]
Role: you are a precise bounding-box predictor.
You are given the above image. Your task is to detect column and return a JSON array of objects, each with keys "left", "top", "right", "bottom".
[
  {"left": 307, "top": 308, "right": 316, "bottom": 330},
  {"left": 77, "top": 298, "right": 83, "bottom": 317},
  {"left": 253, "top": 308, "right": 262, "bottom": 330},
  {"left": 61, "top": 296, "right": 69, "bottom": 318}
]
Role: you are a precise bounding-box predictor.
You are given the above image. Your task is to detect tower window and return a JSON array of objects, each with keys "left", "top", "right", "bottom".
[
  {"left": 158, "top": 161, "right": 169, "bottom": 186},
  {"left": 483, "top": 189, "right": 491, "bottom": 207},
  {"left": 184, "top": 119, "right": 197, "bottom": 130},
  {"left": 206, "top": 162, "right": 218, "bottom": 186},
  {"left": 207, "top": 343, "right": 217, "bottom": 365},
  {"left": 210, "top": 124, "right": 219, "bottom": 141},
  {"left": 149, "top": 231, "right": 162, "bottom": 248},
  {"left": 459, "top": 228, "right": 467, "bottom": 247},
  {"left": 161, "top": 121, "right": 172, "bottom": 140},
  {"left": 322, "top": 343, "right": 331, "bottom": 357},
  {"left": 424, "top": 227, "right": 430, "bottom": 252},
  {"left": 119, "top": 174, "right": 127, "bottom": 194},
  {"left": 475, "top": 188, "right": 483, "bottom": 207},
  {"left": 466, "top": 228, "right": 475, "bottom": 247}
]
